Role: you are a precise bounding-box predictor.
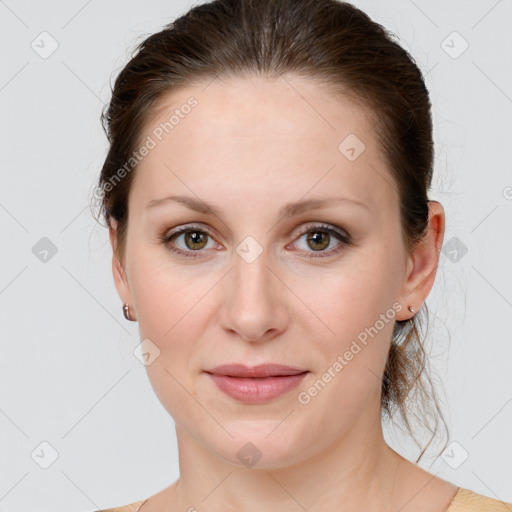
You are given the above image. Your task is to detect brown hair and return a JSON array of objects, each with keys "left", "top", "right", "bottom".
[{"left": 93, "top": 0, "right": 448, "bottom": 462}]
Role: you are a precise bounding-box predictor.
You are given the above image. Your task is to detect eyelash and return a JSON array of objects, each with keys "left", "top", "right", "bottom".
[{"left": 159, "top": 223, "right": 352, "bottom": 260}]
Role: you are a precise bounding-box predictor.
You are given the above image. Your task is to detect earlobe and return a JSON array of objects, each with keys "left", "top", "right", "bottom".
[{"left": 396, "top": 201, "right": 445, "bottom": 321}]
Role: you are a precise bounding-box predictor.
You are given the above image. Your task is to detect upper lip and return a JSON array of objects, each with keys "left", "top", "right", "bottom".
[{"left": 205, "top": 363, "right": 308, "bottom": 378}]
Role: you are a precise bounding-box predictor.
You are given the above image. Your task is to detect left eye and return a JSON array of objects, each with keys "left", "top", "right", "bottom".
[
  {"left": 289, "top": 223, "right": 351, "bottom": 259},
  {"left": 160, "top": 223, "right": 351, "bottom": 259}
]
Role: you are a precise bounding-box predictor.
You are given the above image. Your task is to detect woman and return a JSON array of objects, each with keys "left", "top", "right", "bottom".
[{"left": 92, "top": 0, "right": 512, "bottom": 510}]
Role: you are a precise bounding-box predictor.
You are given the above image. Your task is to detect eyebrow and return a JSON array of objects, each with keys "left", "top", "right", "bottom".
[{"left": 144, "top": 194, "right": 371, "bottom": 217}]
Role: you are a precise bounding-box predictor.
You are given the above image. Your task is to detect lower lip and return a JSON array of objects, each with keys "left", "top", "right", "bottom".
[{"left": 206, "top": 372, "right": 308, "bottom": 403}]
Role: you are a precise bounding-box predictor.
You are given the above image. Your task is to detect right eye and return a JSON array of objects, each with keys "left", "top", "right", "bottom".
[{"left": 160, "top": 224, "right": 219, "bottom": 259}]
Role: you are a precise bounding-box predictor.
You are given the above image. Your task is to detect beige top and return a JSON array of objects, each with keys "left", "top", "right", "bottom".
[{"left": 96, "top": 487, "right": 512, "bottom": 512}]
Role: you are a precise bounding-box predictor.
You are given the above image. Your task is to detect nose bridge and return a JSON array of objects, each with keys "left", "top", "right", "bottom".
[
  {"left": 220, "top": 234, "right": 287, "bottom": 340},
  {"left": 232, "top": 235, "right": 275, "bottom": 304}
]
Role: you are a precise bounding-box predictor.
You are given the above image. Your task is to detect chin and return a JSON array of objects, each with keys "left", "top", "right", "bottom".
[{"left": 203, "top": 422, "right": 313, "bottom": 470}]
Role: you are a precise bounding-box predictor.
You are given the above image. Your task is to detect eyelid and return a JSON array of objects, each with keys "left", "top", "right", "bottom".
[
  {"left": 161, "top": 223, "right": 220, "bottom": 251},
  {"left": 161, "top": 221, "right": 352, "bottom": 259},
  {"left": 163, "top": 221, "right": 349, "bottom": 241},
  {"left": 292, "top": 222, "right": 350, "bottom": 240}
]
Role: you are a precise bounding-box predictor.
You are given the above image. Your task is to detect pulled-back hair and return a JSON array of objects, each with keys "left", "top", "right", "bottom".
[{"left": 93, "top": 0, "right": 447, "bottom": 462}]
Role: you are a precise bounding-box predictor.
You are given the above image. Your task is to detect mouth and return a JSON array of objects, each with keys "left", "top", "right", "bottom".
[
  {"left": 204, "top": 364, "right": 309, "bottom": 403},
  {"left": 204, "top": 363, "right": 308, "bottom": 378}
]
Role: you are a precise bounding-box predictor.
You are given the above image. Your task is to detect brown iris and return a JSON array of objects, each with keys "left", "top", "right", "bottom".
[
  {"left": 306, "top": 230, "right": 330, "bottom": 251},
  {"left": 184, "top": 230, "right": 209, "bottom": 250}
]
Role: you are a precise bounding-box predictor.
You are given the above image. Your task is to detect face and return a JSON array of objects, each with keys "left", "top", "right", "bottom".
[{"left": 110, "top": 74, "right": 431, "bottom": 469}]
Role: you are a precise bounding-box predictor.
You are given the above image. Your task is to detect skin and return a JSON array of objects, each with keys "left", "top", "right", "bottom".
[{"left": 109, "top": 74, "right": 457, "bottom": 511}]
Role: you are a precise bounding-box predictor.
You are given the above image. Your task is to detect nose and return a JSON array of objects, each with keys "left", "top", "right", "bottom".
[{"left": 219, "top": 247, "right": 289, "bottom": 342}]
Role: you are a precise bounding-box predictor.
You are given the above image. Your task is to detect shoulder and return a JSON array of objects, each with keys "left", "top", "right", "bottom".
[
  {"left": 448, "top": 488, "right": 512, "bottom": 511},
  {"left": 94, "top": 499, "right": 147, "bottom": 512}
]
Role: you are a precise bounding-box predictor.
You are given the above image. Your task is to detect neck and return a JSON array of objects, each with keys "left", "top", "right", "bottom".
[{"left": 170, "top": 404, "right": 402, "bottom": 512}]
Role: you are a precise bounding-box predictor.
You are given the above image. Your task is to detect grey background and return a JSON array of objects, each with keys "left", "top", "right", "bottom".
[{"left": 0, "top": 0, "right": 511, "bottom": 510}]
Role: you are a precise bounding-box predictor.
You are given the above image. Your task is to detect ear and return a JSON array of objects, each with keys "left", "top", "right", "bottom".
[
  {"left": 108, "top": 218, "right": 135, "bottom": 320},
  {"left": 396, "top": 200, "right": 445, "bottom": 321}
]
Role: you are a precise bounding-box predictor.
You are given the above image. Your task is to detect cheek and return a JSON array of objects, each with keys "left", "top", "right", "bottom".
[
  {"left": 128, "top": 256, "right": 209, "bottom": 421},
  {"left": 297, "top": 249, "right": 400, "bottom": 345},
  {"left": 128, "top": 244, "right": 211, "bottom": 339},
  {"left": 294, "top": 252, "right": 399, "bottom": 405},
  {"left": 128, "top": 253, "right": 219, "bottom": 407},
  {"left": 297, "top": 293, "right": 395, "bottom": 438}
]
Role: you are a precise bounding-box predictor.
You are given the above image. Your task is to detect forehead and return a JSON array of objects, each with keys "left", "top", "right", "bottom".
[{"left": 130, "top": 74, "right": 397, "bottom": 216}]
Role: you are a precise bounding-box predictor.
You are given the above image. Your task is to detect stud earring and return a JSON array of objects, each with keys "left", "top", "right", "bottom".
[
  {"left": 123, "top": 303, "right": 135, "bottom": 321},
  {"left": 408, "top": 306, "right": 415, "bottom": 313}
]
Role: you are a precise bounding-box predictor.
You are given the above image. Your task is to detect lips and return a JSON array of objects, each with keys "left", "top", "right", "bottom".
[
  {"left": 204, "top": 364, "right": 309, "bottom": 403},
  {"left": 205, "top": 363, "right": 307, "bottom": 378}
]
